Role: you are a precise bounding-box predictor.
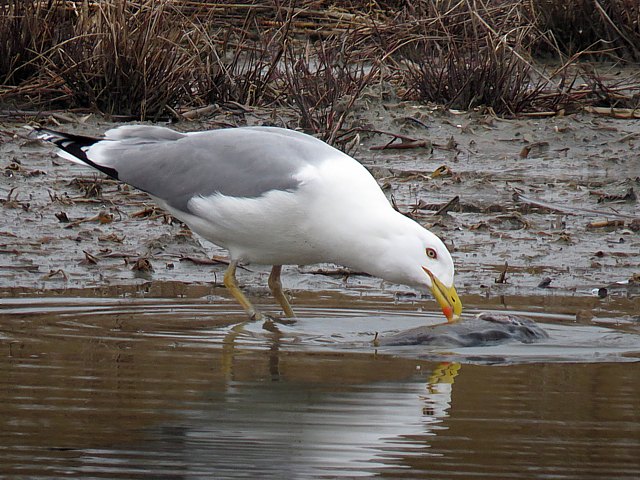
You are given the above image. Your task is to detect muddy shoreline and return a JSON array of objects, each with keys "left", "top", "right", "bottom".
[{"left": 1, "top": 104, "right": 638, "bottom": 323}]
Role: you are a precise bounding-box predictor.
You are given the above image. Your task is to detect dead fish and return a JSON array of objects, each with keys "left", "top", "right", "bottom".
[{"left": 378, "top": 312, "right": 549, "bottom": 347}]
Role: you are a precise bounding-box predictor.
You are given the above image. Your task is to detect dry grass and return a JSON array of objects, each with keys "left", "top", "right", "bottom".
[
  {"left": 0, "top": 0, "right": 71, "bottom": 85},
  {"left": 280, "top": 34, "right": 378, "bottom": 143},
  {"left": 403, "top": 37, "right": 542, "bottom": 115},
  {"left": 43, "top": 1, "right": 202, "bottom": 120},
  {"left": 393, "top": 0, "right": 640, "bottom": 114},
  {"left": 191, "top": 16, "right": 284, "bottom": 108},
  {"left": 529, "top": 0, "right": 640, "bottom": 61},
  {"left": 1, "top": 0, "right": 639, "bottom": 127},
  {"left": 390, "top": 1, "right": 543, "bottom": 114}
]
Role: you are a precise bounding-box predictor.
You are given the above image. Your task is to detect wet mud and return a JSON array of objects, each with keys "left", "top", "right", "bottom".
[{"left": 1, "top": 104, "right": 638, "bottom": 326}]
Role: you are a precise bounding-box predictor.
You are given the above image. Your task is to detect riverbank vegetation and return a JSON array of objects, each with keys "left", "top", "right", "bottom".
[{"left": 1, "top": 1, "right": 639, "bottom": 132}]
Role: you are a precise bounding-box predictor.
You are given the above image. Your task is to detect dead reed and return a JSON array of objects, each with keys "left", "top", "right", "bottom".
[
  {"left": 43, "top": 1, "right": 202, "bottom": 120},
  {"left": 403, "top": 38, "right": 542, "bottom": 115},
  {"left": 280, "top": 33, "right": 378, "bottom": 144},
  {"left": 393, "top": 0, "right": 640, "bottom": 114},
  {"left": 1, "top": 0, "right": 638, "bottom": 125},
  {"left": 529, "top": 0, "right": 640, "bottom": 61},
  {"left": 190, "top": 15, "right": 284, "bottom": 108},
  {"left": 391, "top": 1, "right": 540, "bottom": 114},
  {"left": 0, "top": 0, "right": 71, "bottom": 85}
]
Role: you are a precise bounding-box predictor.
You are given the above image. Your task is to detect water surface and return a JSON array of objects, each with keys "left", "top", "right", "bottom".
[{"left": 1, "top": 293, "right": 639, "bottom": 478}]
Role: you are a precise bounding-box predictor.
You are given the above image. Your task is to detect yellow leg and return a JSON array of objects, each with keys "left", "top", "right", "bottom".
[
  {"left": 268, "top": 265, "right": 295, "bottom": 318},
  {"left": 223, "top": 260, "right": 262, "bottom": 321}
]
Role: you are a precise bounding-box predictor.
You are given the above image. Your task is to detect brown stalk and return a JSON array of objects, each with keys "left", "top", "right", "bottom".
[{"left": 2, "top": 1, "right": 640, "bottom": 122}]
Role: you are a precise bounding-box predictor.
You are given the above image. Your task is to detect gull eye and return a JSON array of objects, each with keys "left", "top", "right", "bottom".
[{"left": 426, "top": 248, "right": 437, "bottom": 259}]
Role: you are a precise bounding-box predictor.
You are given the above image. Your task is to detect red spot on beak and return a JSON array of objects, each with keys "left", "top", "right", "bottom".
[{"left": 442, "top": 305, "right": 454, "bottom": 322}]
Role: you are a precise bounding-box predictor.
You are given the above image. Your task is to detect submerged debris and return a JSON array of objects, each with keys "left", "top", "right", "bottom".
[
  {"left": 495, "top": 262, "right": 509, "bottom": 284},
  {"left": 131, "top": 257, "right": 153, "bottom": 273},
  {"left": 537, "top": 277, "right": 553, "bottom": 288}
]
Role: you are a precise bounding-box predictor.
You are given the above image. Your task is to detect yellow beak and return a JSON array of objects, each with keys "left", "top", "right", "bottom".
[{"left": 423, "top": 267, "right": 463, "bottom": 322}]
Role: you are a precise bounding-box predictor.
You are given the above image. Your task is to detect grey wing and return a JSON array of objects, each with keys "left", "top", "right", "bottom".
[{"left": 86, "top": 126, "right": 335, "bottom": 212}]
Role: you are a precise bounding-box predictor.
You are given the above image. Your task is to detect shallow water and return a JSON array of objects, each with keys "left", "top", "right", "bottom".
[{"left": 1, "top": 291, "right": 639, "bottom": 479}]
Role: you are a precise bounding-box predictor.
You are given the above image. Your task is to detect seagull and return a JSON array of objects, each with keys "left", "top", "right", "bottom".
[{"left": 34, "top": 125, "right": 462, "bottom": 322}]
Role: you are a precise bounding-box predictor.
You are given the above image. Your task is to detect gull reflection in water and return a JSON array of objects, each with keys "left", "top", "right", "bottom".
[{"left": 143, "top": 326, "right": 463, "bottom": 478}]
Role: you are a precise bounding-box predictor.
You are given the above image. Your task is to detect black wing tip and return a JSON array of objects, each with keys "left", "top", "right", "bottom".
[{"left": 34, "top": 127, "right": 120, "bottom": 181}]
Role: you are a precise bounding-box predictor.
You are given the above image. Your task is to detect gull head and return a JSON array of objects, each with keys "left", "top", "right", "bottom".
[
  {"left": 375, "top": 223, "right": 462, "bottom": 323},
  {"left": 417, "top": 231, "right": 462, "bottom": 322}
]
